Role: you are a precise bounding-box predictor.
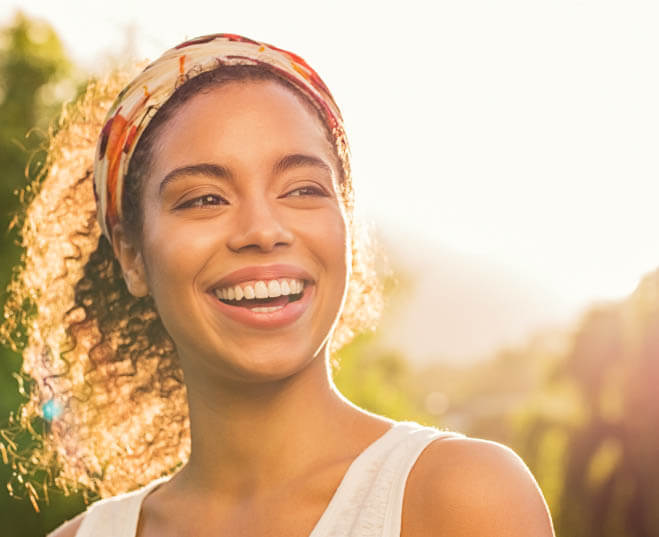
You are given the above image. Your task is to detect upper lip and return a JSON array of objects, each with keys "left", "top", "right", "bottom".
[{"left": 208, "top": 263, "right": 314, "bottom": 291}]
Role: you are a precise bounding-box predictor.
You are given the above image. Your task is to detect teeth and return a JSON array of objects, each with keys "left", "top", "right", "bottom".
[
  {"left": 280, "top": 280, "right": 291, "bottom": 295},
  {"left": 251, "top": 305, "right": 285, "bottom": 313},
  {"left": 254, "top": 281, "right": 268, "bottom": 299},
  {"left": 267, "top": 280, "right": 281, "bottom": 297},
  {"left": 244, "top": 285, "right": 255, "bottom": 299},
  {"left": 214, "top": 277, "right": 306, "bottom": 301}
]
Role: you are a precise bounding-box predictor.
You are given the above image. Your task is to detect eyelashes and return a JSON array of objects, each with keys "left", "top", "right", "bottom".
[
  {"left": 283, "top": 185, "right": 329, "bottom": 198},
  {"left": 176, "top": 185, "right": 329, "bottom": 210},
  {"left": 176, "top": 194, "right": 228, "bottom": 209}
]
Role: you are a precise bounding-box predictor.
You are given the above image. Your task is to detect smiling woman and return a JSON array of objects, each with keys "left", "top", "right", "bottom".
[{"left": 1, "top": 34, "right": 554, "bottom": 537}]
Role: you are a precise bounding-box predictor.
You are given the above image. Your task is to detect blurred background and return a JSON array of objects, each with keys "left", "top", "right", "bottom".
[{"left": 1, "top": 1, "right": 658, "bottom": 536}]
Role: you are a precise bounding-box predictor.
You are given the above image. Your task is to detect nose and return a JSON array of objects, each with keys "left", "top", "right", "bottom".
[{"left": 226, "top": 195, "right": 294, "bottom": 253}]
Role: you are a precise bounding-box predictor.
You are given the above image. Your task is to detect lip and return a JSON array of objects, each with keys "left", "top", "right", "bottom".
[
  {"left": 208, "top": 263, "right": 314, "bottom": 291},
  {"left": 205, "top": 280, "right": 315, "bottom": 329}
]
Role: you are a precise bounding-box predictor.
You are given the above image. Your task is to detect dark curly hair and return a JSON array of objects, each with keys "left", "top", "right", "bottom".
[{"left": 0, "top": 63, "right": 382, "bottom": 503}]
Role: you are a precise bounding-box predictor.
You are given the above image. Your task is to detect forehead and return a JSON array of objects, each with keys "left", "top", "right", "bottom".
[{"left": 148, "top": 80, "right": 338, "bottom": 177}]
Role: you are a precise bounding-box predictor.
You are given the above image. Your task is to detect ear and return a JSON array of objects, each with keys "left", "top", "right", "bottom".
[{"left": 111, "top": 224, "right": 149, "bottom": 297}]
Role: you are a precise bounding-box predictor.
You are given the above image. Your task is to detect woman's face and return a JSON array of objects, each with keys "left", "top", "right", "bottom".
[{"left": 119, "top": 80, "right": 350, "bottom": 384}]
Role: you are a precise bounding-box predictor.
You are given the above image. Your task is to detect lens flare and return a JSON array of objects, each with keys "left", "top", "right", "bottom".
[{"left": 42, "top": 399, "right": 63, "bottom": 421}]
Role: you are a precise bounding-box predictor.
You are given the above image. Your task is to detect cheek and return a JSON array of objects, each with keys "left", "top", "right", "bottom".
[
  {"left": 309, "top": 207, "right": 350, "bottom": 283},
  {"left": 334, "top": 209, "right": 351, "bottom": 273},
  {"left": 140, "top": 210, "right": 217, "bottom": 302}
]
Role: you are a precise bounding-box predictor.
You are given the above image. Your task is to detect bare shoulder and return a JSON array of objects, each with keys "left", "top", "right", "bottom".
[
  {"left": 402, "top": 435, "right": 555, "bottom": 537},
  {"left": 46, "top": 512, "right": 85, "bottom": 537}
]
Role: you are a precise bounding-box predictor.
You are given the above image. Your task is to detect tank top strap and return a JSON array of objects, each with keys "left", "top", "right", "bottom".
[
  {"left": 381, "top": 423, "right": 461, "bottom": 537},
  {"left": 74, "top": 421, "right": 461, "bottom": 537},
  {"left": 75, "top": 477, "right": 169, "bottom": 537},
  {"left": 310, "top": 421, "right": 462, "bottom": 537}
]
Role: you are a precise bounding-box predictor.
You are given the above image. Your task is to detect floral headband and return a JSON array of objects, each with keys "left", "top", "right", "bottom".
[{"left": 93, "top": 33, "right": 347, "bottom": 243}]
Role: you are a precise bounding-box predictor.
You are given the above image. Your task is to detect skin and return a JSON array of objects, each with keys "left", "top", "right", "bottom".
[{"left": 49, "top": 81, "right": 554, "bottom": 537}]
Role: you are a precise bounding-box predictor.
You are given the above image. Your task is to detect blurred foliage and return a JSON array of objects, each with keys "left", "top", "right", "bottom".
[
  {"left": 336, "top": 267, "right": 659, "bottom": 537},
  {"left": 2, "top": 11, "right": 659, "bottom": 537},
  {"left": 0, "top": 11, "right": 77, "bottom": 266},
  {"left": 0, "top": 11, "right": 86, "bottom": 537},
  {"left": 517, "top": 272, "right": 659, "bottom": 537},
  {"left": 334, "top": 330, "right": 433, "bottom": 425},
  {"left": 396, "top": 271, "right": 659, "bottom": 537}
]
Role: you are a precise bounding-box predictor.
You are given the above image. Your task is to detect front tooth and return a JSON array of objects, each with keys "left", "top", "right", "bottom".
[
  {"left": 244, "top": 284, "right": 255, "bottom": 299},
  {"left": 234, "top": 285, "right": 243, "bottom": 300},
  {"left": 227, "top": 287, "right": 235, "bottom": 300},
  {"left": 268, "top": 280, "right": 281, "bottom": 297},
  {"left": 280, "top": 280, "right": 291, "bottom": 295},
  {"left": 254, "top": 281, "right": 268, "bottom": 299}
]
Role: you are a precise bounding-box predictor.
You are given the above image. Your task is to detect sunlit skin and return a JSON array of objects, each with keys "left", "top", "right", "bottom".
[
  {"left": 51, "top": 81, "right": 555, "bottom": 537},
  {"left": 113, "top": 81, "right": 394, "bottom": 536},
  {"left": 126, "top": 82, "right": 350, "bottom": 386}
]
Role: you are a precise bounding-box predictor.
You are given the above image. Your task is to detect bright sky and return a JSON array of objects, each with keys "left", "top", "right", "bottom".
[{"left": 3, "top": 0, "right": 659, "bottom": 320}]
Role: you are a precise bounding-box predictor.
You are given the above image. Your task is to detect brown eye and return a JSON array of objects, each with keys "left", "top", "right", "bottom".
[
  {"left": 178, "top": 194, "right": 227, "bottom": 209},
  {"left": 285, "top": 186, "right": 327, "bottom": 198}
]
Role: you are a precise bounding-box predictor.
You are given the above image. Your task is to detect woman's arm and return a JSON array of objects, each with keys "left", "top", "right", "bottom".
[{"left": 404, "top": 436, "right": 555, "bottom": 536}]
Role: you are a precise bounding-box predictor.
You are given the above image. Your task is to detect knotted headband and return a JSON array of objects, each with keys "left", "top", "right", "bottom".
[{"left": 93, "top": 33, "right": 347, "bottom": 243}]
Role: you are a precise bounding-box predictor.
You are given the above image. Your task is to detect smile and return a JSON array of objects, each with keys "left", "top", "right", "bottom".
[
  {"left": 214, "top": 278, "right": 306, "bottom": 313},
  {"left": 207, "top": 281, "right": 314, "bottom": 328},
  {"left": 206, "top": 265, "right": 315, "bottom": 328},
  {"left": 213, "top": 277, "right": 306, "bottom": 306}
]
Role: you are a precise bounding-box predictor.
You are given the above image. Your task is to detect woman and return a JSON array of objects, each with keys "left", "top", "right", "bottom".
[{"left": 3, "top": 34, "right": 553, "bottom": 536}]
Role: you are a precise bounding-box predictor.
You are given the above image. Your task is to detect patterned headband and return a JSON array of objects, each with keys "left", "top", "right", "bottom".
[{"left": 93, "top": 33, "right": 347, "bottom": 243}]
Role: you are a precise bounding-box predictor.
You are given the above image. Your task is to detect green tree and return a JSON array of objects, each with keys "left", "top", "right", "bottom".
[
  {"left": 517, "top": 270, "right": 659, "bottom": 537},
  {"left": 0, "top": 12, "right": 85, "bottom": 536},
  {"left": 334, "top": 330, "right": 432, "bottom": 424}
]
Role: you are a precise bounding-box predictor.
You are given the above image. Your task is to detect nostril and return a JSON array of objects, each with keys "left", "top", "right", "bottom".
[{"left": 228, "top": 229, "right": 295, "bottom": 253}]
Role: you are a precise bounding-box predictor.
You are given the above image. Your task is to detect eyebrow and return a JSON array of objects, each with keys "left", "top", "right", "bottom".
[
  {"left": 159, "top": 163, "right": 231, "bottom": 194},
  {"left": 272, "top": 153, "right": 333, "bottom": 176},
  {"left": 159, "top": 153, "right": 333, "bottom": 195}
]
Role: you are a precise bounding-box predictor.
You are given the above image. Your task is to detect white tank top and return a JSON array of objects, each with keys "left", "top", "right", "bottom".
[{"left": 74, "top": 421, "right": 460, "bottom": 537}]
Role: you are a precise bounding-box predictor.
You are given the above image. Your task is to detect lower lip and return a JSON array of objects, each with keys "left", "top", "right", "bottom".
[{"left": 206, "top": 284, "right": 314, "bottom": 329}]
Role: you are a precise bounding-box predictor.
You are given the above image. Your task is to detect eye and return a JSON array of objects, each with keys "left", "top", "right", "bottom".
[
  {"left": 284, "top": 185, "right": 328, "bottom": 198},
  {"left": 177, "top": 193, "right": 227, "bottom": 209}
]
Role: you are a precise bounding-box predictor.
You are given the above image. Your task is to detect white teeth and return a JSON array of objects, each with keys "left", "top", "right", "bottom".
[
  {"left": 251, "top": 305, "right": 285, "bottom": 313},
  {"left": 280, "top": 280, "right": 291, "bottom": 295},
  {"left": 215, "top": 278, "right": 306, "bottom": 301},
  {"left": 254, "top": 281, "right": 268, "bottom": 299},
  {"left": 267, "top": 280, "right": 281, "bottom": 297},
  {"left": 244, "top": 284, "right": 255, "bottom": 299},
  {"left": 234, "top": 285, "right": 243, "bottom": 300}
]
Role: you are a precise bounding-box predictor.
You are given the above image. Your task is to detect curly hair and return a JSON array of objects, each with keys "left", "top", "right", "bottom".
[{"left": 0, "top": 64, "right": 383, "bottom": 504}]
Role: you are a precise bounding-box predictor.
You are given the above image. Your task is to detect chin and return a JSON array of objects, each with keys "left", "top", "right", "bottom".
[
  {"left": 245, "top": 339, "right": 329, "bottom": 380},
  {"left": 181, "top": 336, "right": 329, "bottom": 386}
]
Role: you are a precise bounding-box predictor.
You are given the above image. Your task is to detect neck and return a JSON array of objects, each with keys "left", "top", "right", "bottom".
[{"left": 173, "top": 348, "right": 364, "bottom": 496}]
